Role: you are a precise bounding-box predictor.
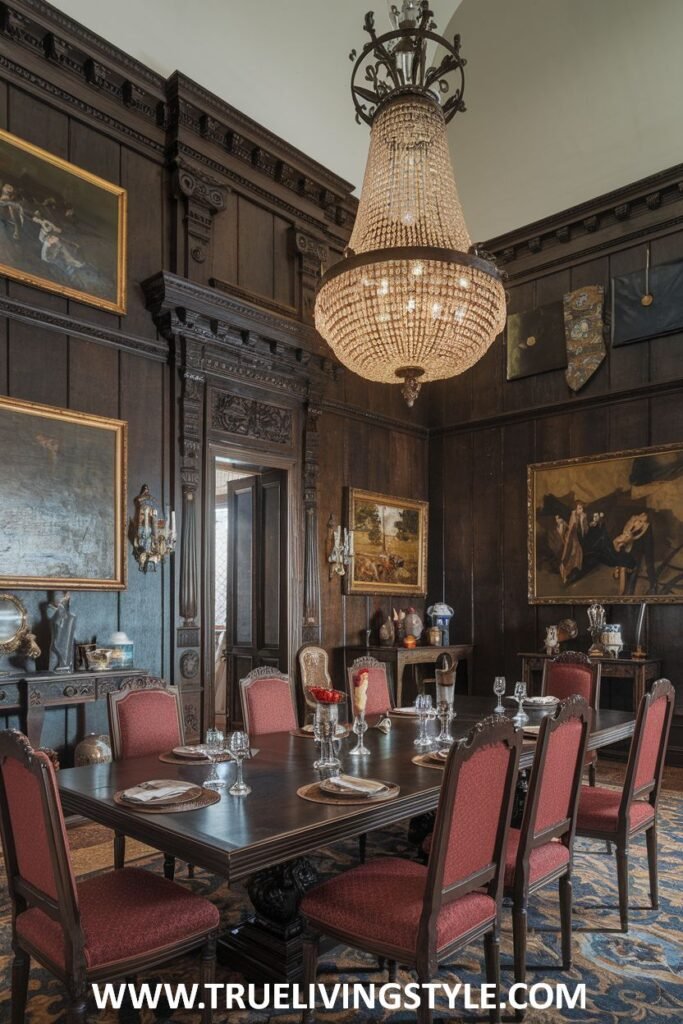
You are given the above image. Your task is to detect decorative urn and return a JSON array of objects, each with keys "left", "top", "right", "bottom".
[
  {"left": 427, "top": 602, "right": 454, "bottom": 646},
  {"left": 74, "top": 733, "right": 112, "bottom": 767}
]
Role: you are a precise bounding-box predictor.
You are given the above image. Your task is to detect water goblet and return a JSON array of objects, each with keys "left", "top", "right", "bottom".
[
  {"left": 228, "top": 730, "right": 252, "bottom": 796},
  {"left": 493, "top": 676, "right": 506, "bottom": 714},
  {"left": 512, "top": 681, "right": 529, "bottom": 727},
  {"left": 414, "top": 693, "right": 436, "bottom": 748},
  {"left": 203, "top": 727, "right": 226, "bottom": 790}
]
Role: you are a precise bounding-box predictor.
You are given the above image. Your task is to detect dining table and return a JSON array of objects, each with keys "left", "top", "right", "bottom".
[{"left": 57, "top": 696, "right": 636, "bottom": 982}]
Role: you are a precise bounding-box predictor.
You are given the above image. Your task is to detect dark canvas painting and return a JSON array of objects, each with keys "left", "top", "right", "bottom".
[
  {"left": 506, "top": 301, "right": 567, "bottom": 380},
  {"left": 612, "top": 260, "right": 683, "bottom": 347},
  {"left": 0, "top": 129, "right": 126, "bottom": 313},
  {"left": 0, "top": 398, "right": 126, "bottom": 589},
  {"left": 529, "top": 444, "right": 683, "bottom": 604}
]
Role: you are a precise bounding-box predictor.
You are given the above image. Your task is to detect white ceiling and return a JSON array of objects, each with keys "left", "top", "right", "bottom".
[{"left": 54, "top": 0, "right": 683, "bottom": 240}]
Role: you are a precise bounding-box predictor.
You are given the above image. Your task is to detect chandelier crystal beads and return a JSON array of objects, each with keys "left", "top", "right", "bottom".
[{"left": 314, "top": 2, "right": 506, "bottom": 406}]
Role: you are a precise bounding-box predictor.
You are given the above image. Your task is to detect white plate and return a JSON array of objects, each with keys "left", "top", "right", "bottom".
[{"left": 122, "top": 779, "right": 200, "bottom": 804}]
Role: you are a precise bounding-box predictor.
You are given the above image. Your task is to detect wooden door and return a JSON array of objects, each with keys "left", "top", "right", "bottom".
[{"left": 225, "top": 470, "right": 287, "bottom": 726}]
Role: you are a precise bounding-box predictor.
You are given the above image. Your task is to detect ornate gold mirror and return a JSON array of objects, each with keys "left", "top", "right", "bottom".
[{"left": 0, "top": 594, "right": 39, "bottom": 657}]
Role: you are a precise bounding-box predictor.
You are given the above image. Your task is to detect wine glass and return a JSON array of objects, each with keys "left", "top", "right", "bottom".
[
  {"left": 493, "top": 676, "right": 506, "bottom": 714},
  {"left": 512, "top": 681, "right": 529, "bottom": 727},
  {"left": 414, "top": 693, "right": 436, "bottom": 748},
  {"left": 228, "top": 730, "right": 252, "bottom": 796},
  {"left": 203, "top": 727, "right": 226, "bottom": 790}
]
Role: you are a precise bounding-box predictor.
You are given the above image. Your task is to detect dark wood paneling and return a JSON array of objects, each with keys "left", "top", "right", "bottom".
[{"left": 237, "top": 197, "right": 275, "bottom": 300}]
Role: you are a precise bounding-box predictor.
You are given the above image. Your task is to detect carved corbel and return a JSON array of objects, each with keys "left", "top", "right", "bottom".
[
  {"left": 171, "top": 160, "right": 228, "bottom": 271},
  {"left": 289, "top": 228, "right": 329, "bottom": 324},
  {"left": 301, "top": 395, "right": 322, "bottom": 643}
]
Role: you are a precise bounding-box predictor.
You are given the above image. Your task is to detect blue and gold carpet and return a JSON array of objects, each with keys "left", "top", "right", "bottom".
[{"left": 0, "top": 764, "right": 680, "bottom": 1023}]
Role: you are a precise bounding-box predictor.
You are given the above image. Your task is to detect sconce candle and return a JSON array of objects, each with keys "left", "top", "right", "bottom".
[{"left": 132, "top": 484, "right": 177, "bottom": 573}]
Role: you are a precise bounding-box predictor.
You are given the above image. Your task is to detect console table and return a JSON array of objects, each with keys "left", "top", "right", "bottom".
[
  {"left": 518, "top": 652, "right": 662, "bottom": 711},
  {"left": 0, "top": 669, "right": 151, "bottom": 755},
  {"left": 340, "top": 644, "right": 474, "bottom": 706}
]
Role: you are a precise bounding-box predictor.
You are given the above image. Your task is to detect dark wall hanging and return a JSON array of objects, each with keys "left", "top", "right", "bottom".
[
  {"left": 612, "top": 256, "right": 683, "bottom": 347},
  {"left": 563, "top": 285, "right": 605, "bottom": 392},
  {"left": 0, "top": 129, "right": 127, "bottom": 314},
  {"left": 506, "top": 300, "right": 567, "bottom": 381}
]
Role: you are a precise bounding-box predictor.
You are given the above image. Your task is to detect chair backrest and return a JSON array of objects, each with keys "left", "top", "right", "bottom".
[
  {"left": 346, "top": 656, "right": 394, "bottom": 715},
  {"left": 108, "top": 686, "right": 184, "bottom": 760},
  {"left": 542, "top": 651, "right": 601, "bottom": 708},
  {"left": 513, "top": 696, "right": 591, "bottom": 890},
  {"left": 419, "top": 716, "right": 521, "bottom": 953},
  {"left": 620, "top": 678, "right": 674, "bottom": 818},
  {"left": 0, "top": 730, "right": 84, "bottom": 971},
  {"left": 297, "top": 645, "right": 332, "bottom": 710},
  {"left": 239, "top": 667, "right": 298, "bottom": 735}
]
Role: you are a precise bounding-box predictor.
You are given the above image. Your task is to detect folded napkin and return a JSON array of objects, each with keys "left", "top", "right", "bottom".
[
  {"left": 123, "top": 780, "right": 194, "bottom": 803},
  {"left": 173, "top": 745, "right": 209, "bottom": 759},
  {"left": 323, "top": 774, "right": 387, "bottom": 795},
  {"left": 523, "top": 725, "right": 541, "bottom": 736}
]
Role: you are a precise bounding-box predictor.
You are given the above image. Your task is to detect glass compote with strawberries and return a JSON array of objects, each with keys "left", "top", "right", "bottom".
[
  {"left": 349, "top": 669, "right": 370, "bottom": 758},
  {"left": 309, "top": 686, "right": 346, "bottom": 770}
]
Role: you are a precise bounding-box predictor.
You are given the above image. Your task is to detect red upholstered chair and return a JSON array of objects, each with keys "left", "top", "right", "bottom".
[
  {"left": 504, "top": 696, "right": 591, "bottom": 1000},
  {"left": 575, "top": 678, "right": 674, "bottom": 932},
  {"left": 542, "top": 651, "right": 601, "bottom": 785},
  {"left": 346, "top": 656, "right": 394, "bottom": 716},
  {"left": 300, "top": 716, "right": 522, "bottom": 1024},
  {"left": 0, "top": 730, "right": 219, "bottom": 1024},
  {"left": 107, "top": 685, "right": 187, "bottom": 879},
  {"left": 239, "top": 666, "right": 298, "bottom": 736}
]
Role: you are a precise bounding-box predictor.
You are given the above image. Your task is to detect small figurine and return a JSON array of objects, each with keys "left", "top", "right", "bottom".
[
  {"left": 378, "top": 616, "right": 395, "bottom": 646},
  {"left": 392, "top": 608, "right": 406, "bottom": 644},
  {"left": 48, "top": 592, "right": 77, "bottom": 672},
  {"left": 543, "top": 625, "right": 560, "bottom": 656},
  {"left": 587, "top": 602, "right": 607, "bottom": 657}
]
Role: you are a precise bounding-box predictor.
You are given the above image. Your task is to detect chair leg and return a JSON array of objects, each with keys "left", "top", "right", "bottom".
[
  {"left": 559, "top": 873, "right": 573, "bottom": 970},
  {"left": 416, "top": 976, "right": 433, "bottom": 1024},
  {"left": 163, "top": 854, "right": 176, "bottom": 881},
  {"left": 113, "top": 831, "right": 125, "bottom": 870},
  {"left": 588, "top": 760, "right": 597, "bottom": 787},
  {"left": 358, "top": 832, "right": 367, "bottom": 864},
  {"left": 302, "top": 931, "right": 320, "bottom": 1024},
  {"left": 512, "top": 901, "right": 527, "bottom": 1020},
  {"left": 66, "top": 995, "right": 88, "bottom": 1023},
  {"left": 10, "top": 948, "right": 30, "bottom": 1024},
  {"left": 188, "top": 863, "right": 195, "bottom": 878},
  {"left": 616, "top": 844, "right": 629, "bottom": 932},
  {"left": 484, "top": 927, "right": 501, "bottom": 1024},
  {"left": 646, "top": 824, "right": 658, "bottom": 910},
  {"left": 388, "top": 959, "right": 398, "bottom": 982},
  {"left": 200, "top": 937, "right": 216, "bottom": 1024}
]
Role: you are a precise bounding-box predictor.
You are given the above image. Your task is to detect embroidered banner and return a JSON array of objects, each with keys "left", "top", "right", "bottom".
[{"left": 563, "top": 285, "right": 605, "bottom": 392}]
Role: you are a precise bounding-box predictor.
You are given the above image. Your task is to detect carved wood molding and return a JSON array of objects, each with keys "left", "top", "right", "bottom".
[
  {"left": 486, "top": 163, "right": 683, "bottom": 282},
  {"left": 289, "top": 228, "right": 329, "bottom": 324},
  {"left": 171, "top": 157, "right": 228, "bottom": 267},
  {"left": 302, "top": 397, "right": 322, "bottom": 643},
  {"left": 178, "top": 338, "right": 204, "bottom": 627},
  {"left": 0, "top": 294, "right": 168, "bottom": 361},
  {"left": 143, "top": 271, "right": 340, "bottom": 394},
  {"left": 210, "top": 390, "right": 293, "bottom": 448}
]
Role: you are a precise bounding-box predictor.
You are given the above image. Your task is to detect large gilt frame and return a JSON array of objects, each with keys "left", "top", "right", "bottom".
[
  {"left": 528, "top": 442, "right": 683, "bottom": 605},
  {"left": 346, "top": 487, "right": 428, "bottom": 597},
  {"left": 0, "top": 128, "right": 127, "bottom": 314},
  {"left": 0, "top": 396, "right": 127, "bottom": 590}
]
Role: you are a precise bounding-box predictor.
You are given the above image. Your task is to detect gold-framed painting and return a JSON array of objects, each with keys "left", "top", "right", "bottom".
[
  {"left": 0, "top": 396, "right": 127, "bottom": 589},
  {"left": 346, "top": 487, "right": 428, "bottom": 596},
  {"left": 0, "top": 129, "right": 127, "bottom": 313},
  {"left": 528, "top": 442, "right": 683, "bottom": 604}
]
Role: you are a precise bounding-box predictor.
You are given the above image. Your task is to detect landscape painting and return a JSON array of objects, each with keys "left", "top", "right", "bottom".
[
  {"left": 347, "top": 488, "right": 428, "bottom": 596},
  {"left": 528, "top": 443, "right": 683, "bottom": 603},
  {"left": 0, "top": 396, "right": 127, "bottom": 589},
  {"left": 0, "top": 129, "right": 127, "bottom": 313}
]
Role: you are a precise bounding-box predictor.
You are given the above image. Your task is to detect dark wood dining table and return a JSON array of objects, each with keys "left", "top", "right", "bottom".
[{"left": 57, "top": 697, "right": 636, "bottom": 981}]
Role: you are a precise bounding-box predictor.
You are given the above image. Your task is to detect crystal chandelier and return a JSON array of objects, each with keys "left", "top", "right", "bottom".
[{"left": 314, "top": 1, "right": 506, "bottom": 406}]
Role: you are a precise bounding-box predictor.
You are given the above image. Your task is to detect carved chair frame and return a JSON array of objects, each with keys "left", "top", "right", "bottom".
[
  {"left": 238, "top": 666, "right": 299, "bottom": 735},
  {"left": 345, "top": 655, "right": 395, "bottom": 711},
  {"left": 107, "top": 684, "right": 184, "bottom": 761}
]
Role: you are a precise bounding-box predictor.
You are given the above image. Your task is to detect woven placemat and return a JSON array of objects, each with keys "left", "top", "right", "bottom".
[
  {"left": 297, "top": 780, "right": 400, "bottom": 806},
  {"left": 412, "top": 752, "right": 447, "bottom": 771},
  {"left": 113, "top": 786, "right": 222, "bottom": 813},
  {"left": 158, "top": 750, "right": 233, "bottom": 765}
]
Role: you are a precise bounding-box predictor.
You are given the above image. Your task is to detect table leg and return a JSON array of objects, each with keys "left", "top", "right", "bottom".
[
  {"left": 396, "top": 663, "right": 406, "bottom": 707},
  {"left": 218, "top": 857, "right": 320, "bottom": 981},
  {"left": 25, "top": 702, "right": 46, "bottom": 750},
  {"left": 634, "top": 668, "right": 645, "bottom": 711}
]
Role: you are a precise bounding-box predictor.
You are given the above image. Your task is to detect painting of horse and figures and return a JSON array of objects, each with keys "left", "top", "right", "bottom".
[
  {"left": 528, "top": 443, "right": 683, "bottom": 603},
  {"left": 346, "top": 488, "right": 428, "bottom": 596}
]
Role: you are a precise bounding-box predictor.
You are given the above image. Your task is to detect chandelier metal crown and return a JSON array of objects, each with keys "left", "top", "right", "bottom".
[{"left": 314, "top": 1, "right": 506, "bottom": 406}]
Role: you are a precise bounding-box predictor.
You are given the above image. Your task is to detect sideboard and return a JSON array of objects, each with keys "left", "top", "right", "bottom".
[{"left": 339, "top": 644, "right": 474, "bottom": 706}]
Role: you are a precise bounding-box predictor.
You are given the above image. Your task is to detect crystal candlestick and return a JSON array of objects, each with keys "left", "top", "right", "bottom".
[{"left": 313, "top": 700, "right": 343, "bottom": 770}]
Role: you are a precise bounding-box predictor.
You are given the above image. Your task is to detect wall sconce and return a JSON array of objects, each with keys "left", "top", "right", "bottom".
[
  {"left": 327, "top": 516, "right": 354, "bottom": 578},
  {"left": 132, "top": 484, "right": 176, "bottom": 573}
]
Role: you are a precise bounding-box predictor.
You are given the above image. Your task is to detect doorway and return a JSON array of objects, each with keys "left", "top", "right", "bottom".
[{"left": 210, "top": 454, "right": 288, "bottom": 731}]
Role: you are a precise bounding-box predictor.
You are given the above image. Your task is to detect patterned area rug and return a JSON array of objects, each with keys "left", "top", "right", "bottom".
[{"left": 0, "top": 763, "right": 681, "bottom": 1023}]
